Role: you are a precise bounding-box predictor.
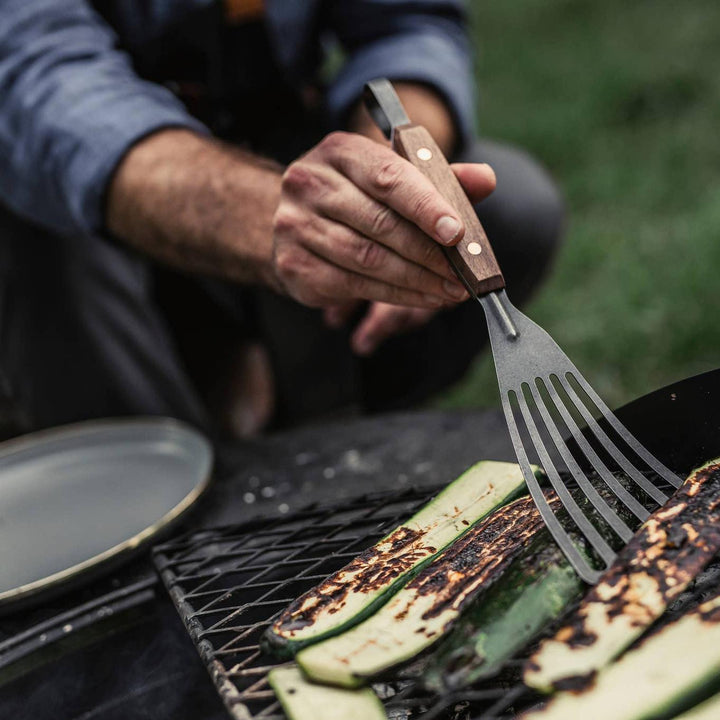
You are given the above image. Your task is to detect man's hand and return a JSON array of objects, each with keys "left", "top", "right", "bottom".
[
  {"left": 107, "top": 127, "right": 494, "bottom": 317},
  {"left": 330, "top": 82, "right": 493, "bottom": 357},
  {"left": 108, "top": 108, "right": 494, "bottom": 345},
  {"left": 272, "top": 132, "right": 495, "bottom": 309},
  {"left": 311, "top": 152, "right": 497, "bottom": 357}
]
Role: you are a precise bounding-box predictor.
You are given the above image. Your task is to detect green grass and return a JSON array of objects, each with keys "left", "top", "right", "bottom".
[{"left": 441, "top": 0, "right": 720, "bottom": 409}]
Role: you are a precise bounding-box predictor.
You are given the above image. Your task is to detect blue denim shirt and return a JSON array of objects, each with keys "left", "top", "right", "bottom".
[{"left": 0, "top": 0, "right": 474, "bottom": 239}]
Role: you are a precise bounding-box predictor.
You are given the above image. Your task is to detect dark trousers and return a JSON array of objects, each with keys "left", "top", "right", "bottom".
[{"left": 0, "top": 139, "right": 564, "bottom": 435}]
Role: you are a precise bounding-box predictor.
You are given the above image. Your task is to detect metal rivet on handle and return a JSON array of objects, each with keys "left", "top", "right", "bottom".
[
  {"left": 416, "top": 147, "right": 432, "bottom": 161},
  {"left": 467, "top": 242, "right": 482, "bottom": 255}
]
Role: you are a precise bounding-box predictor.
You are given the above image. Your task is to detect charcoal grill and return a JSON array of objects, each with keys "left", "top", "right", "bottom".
[
  {"left": 1, "top": 374, "right": 717, "bottom": 719},
  {"left": 0, "top": 409, "right": 517, "bottom": 720},
  {"left": 153, "top": 481, "right": 720, "bottom": 720}
]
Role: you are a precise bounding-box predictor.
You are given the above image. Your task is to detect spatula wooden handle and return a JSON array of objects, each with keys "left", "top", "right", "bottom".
[{"left": 393, "top": 124, "right": 505, "bottom": 296}]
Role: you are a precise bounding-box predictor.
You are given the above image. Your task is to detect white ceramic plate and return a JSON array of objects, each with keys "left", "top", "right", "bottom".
[{"left": 0, "top": 417, "right": 212, "bottom": 607}]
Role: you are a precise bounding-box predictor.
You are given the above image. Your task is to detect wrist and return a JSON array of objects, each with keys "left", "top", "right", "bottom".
[
  {"left": 107, "top": 127, "right": 283, "bottom": 287},
  {"left": 107, "top": 128, "right": 205, "bottom": 235}
]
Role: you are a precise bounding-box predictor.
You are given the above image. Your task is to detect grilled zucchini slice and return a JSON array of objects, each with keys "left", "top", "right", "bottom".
[
  {"left": 268, "top": 665, "right": 386, "bottom": 720},
  {"left": 424, "top": 533, "right": 584, "bottom": 691},
  {"left": 425, "top": 473, "right": 641, "bottom": 691},
  {"left": 265, "top": 461, "right": 531, "bottom": 657},
  {"left": 297, "top": 492, "right": 559, "bottom": 688},
  {"left": 522, "top": 591, "right": 720, "bottom": 720},
  {"left": 525, "top": 459, "right": 720, "bottom": 693},
  {"left": 674, "top": 692, "right": 720, "bottom": 720}
]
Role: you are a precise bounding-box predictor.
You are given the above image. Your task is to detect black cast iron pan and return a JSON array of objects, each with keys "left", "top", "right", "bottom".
[{"left": 606, "top": 367, "right": 720, "bottom": 477}]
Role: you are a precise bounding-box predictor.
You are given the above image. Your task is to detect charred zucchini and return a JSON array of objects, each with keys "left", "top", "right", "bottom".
[
  {"left": 425, "top": 475, "right": 640, "bottom": 691},
  {"left": 296, "top": 492, "right": 560, "bottom": 688},
  {"left": 525, "top": 459, "right": 720, "bottom": 693},
  {"left": 268, "top": 665, "right": 386, "bottom": 720},
  {"left": 265, "top": 461, "right": 531, "bottom": 657},
  {"left": 522, "top": 591, "right": 720, "bottom": 720},
  {"left": 424, "top": 533, "right": 584, "bottom": 692}
]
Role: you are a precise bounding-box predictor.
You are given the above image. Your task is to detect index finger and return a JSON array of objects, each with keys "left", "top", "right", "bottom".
[
  {"left": 328, "top": 135, "right": 465, "bottom": 247},
  {"left": 351, "top": 302, "right": 436, "bottom": 356}
]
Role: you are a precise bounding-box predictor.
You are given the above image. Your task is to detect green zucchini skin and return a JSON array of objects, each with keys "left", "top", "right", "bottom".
[
  {"left": 296, "top": 492, "right": 561, "bottom": 688},
  {"left": 424, "top": 535, "right": 584, "bottom": 692},
  {"left": 264, "top": 461, "right": 531, "bottom": 658},
  {"left": 525, "top": 459, "right": 720, "bottom": 694},
  {"left": 424, "top": 472, "right": 641, "bottom": 693},
  {"left": 674, "top": 692, "right": 720, "bottom": 720},
  {"left": 521, "top": 591, "right": 720, "bottom": 720},
  {"left": 268, "top": 665, "right": 386, "bottom": 720}
]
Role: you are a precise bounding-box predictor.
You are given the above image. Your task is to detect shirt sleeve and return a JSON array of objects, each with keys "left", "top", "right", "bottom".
[
  {"left": 325, "top": 0, "right": 475, "bottom": 151},
  {"left": 0, "top": 0, "right": 208, "bottom": 239}
]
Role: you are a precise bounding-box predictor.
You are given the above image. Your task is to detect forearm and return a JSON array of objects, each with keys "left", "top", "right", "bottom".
[
  {"left": 108, "top": 94, "right": 494, "bottom": 315},
  {"left": 107, "top": 129, "right": 282, "bottom": 288},
  {"left": 348, "top": 82, "right": 456, "bottom": 154}
]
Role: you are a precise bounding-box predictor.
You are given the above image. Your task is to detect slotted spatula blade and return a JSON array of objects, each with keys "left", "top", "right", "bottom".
[
  {"left": 479, "top": 290, "right": 681, "bottom": 583},
  {"left": 364, "top": 79, "right": 682, "bottom": 583}
]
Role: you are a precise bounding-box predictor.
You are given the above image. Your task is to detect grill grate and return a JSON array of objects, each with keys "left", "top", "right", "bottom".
[{"left": 153, "top": 484, "right": 720, "bottom": 720}]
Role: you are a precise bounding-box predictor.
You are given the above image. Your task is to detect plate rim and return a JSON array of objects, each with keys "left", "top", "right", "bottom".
[{"left": 0, "top": 416, "right": 213, "bottom": 605}]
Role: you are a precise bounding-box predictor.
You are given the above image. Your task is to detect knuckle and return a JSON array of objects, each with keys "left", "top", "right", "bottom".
[
  {"left": 355, "top": 238, "right": 385, "bottom": 271},
  {"left": 412, "top": 190, "right": 437, "bottom": 220},
  {"left": 286, "top": 267, "right": 327, "bottom": 308},
  {"left": 421, "top": 238, "right": 443, "bottom": 267},
  {"left": 281, "top": 162, "right": 327, "bottom": 198},
  {"left": 319, "top": 131, "right": 352, "bottom": 155},
  {"left": 370, "top": 159, "right": 404, "bottom": 195},
  {"left": 281, "top": 162, "right": 311, "bottom": 194},
  {"left": 272, "top": 206, "right": 297, "bottom": 236},
  {"left": 273, "top": 245, "right": 302, "bottom": 281},
  {"left": 274, "top": 240, "right": 344, "bottom": 310},
  {"left": 369, "top": 205, "right": 399, "bottom": 238},
  {"left": 273, "top": 203, "right": 316, "bottom": 243}
]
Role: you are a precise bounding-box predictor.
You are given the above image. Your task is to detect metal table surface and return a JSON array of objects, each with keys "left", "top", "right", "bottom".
[{"left": 0, "top": 409, "right": 515, "bottom": 720}]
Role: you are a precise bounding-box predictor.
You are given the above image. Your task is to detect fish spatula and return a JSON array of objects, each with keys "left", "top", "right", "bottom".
[{"left": 364, "top": 79, "right": 682, "bottom": 583}]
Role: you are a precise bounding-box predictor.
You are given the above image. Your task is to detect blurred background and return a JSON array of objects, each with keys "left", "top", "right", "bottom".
[{"left": 441, "top": 0, "right": 720, "bottom": 410}]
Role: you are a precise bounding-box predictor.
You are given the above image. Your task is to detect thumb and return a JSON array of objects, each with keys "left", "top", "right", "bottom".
[{"left": 451, "top": 162, "right": 497, "bottom": 204}]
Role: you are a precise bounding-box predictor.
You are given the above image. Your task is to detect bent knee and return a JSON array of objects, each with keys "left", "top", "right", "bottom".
[
  {"left": 459, "top": 140, "right": 567, "bottom": 301},
  {"left": 462, "top": 139, "right": 565, "bottom": 250}
]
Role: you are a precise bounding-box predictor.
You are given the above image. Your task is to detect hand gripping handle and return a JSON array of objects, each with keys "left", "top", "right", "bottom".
[{"left": 363, "top": 79, "right": 505, "bottom": 297}]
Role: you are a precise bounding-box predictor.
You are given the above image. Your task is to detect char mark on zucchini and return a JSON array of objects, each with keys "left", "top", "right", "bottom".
[
  {"left": 522, "top": 590, "right": 720, "bottom": 720},
  {"left": 409, "top": 493, "right": 559, "bottom": 621},
  {"left": 265, "top": 461, "right": 531, "bottom": 657},
  {"left": 424, "top": 531, "right": 587, "bottom": 692},
  {"left": 295, "top": 491, "right": 562, "bottom": 688},
  {"left": 524, "top": 460, "right": 720, "bottom": 693},
  {"left": 278, "top": 526, "right": 433, "bottom": 633}
]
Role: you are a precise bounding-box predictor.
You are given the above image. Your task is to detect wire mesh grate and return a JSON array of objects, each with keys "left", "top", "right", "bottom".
[{"left": 153, "top": 484, "right": 720, "bottom": 720}]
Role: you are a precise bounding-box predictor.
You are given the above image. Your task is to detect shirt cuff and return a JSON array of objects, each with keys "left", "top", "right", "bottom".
[
  {"left": 326, "top": 30, "right": 476, "bottom": 153},
  {"left": 65, "top": 84, "right": 209, "bottom": 237}
]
